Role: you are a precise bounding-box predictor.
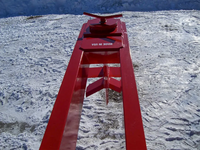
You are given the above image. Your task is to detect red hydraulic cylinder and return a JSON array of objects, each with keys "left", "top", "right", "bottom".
[{"left": 39, "top": 12, "right": 147, "bottom": 150}]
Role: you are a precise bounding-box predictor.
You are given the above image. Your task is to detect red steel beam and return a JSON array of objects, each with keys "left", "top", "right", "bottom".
[
  {"left": 82, "top": 67, "right": 121, "bottom": 78},
  {"left": 39, "top": 23, "right": 88, "bottom": 150},
  {"left": 120, "top": 22, "right": 147, "bottom": 150},
  {"left": 82, "top": 51, "right": 120, "bottom": 64}
]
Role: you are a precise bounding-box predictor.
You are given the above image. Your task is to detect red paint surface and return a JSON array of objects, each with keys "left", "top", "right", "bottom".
[{"left": 40, "top": 12, "right": 147, "bottom": 150}]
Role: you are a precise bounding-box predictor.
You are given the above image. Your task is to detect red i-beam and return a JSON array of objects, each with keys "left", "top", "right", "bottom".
[{"left": 40, "top": 12, "right": 147, "bottom": 150}]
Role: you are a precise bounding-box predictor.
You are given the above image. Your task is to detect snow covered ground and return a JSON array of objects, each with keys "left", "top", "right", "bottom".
[
  {"left": 0, "top": 9, "right": 200, "bottom": 150},
  {"left": 1, "top": 0, "right": 200, "bottom": 18}
]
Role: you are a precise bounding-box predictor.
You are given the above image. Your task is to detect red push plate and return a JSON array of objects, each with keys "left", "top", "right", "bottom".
[{"left": 80, "top": 36, "right": 123, "bottom": 51}]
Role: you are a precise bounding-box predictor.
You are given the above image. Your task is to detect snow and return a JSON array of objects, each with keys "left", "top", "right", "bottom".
[
  {"left": 1, "top": 0, "right": 200, "bottom": 18},
  {"left": 0, "top": 1, "right": 200, "bottom": 150}
]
